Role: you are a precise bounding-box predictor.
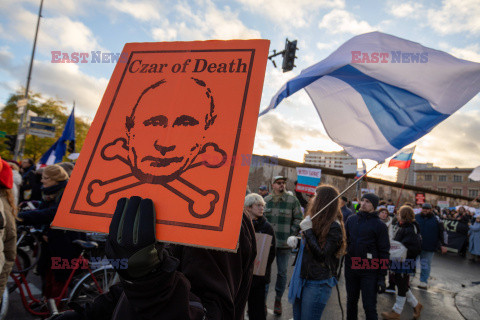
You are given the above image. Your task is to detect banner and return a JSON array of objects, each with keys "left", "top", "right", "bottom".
[
  {"left": 295, "top": 167, "right": 321, "bottom": 195},
  {"left": 443, "top": 219, "right": 469, "bottom": 252},
  {"left": 52, "top": 40, "right": 270, "bottom": 251}
]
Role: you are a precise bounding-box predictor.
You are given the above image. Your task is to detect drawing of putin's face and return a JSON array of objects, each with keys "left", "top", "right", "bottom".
[{"left": 126, "top": 77, "right": 217, "bottom": 184}]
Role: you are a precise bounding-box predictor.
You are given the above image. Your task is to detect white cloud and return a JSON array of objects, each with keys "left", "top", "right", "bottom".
[
  {"left": 236, "top": 0, "right": 345, "bottom": 28},
  {"left": 428, "top": 0, "right": 480, "bottom": 35},
  {"left": 108, "top": 0, "right": 161, "bottom": 21},
  {"left": 254, "top": 112, "right": 339, "bottom": 162},
  {"left": 157, "top": 0, "right": 261, "bottom": 41},
  {"left": 152, "top": 26, "right": 177, "bottom": 41},
  {"left": 10, "top": 6, "right": 104, "bottom": 54},
  {"left": 0, "top": 47, "right": 107, "bottom": 118},
  {"left": 448, "top": 44, "right": 480, "bottom": 63},
  {"left": 389, "top": 2, "right": 423, "bottom": 18},
  {"left": 414, "top": 109, "right": 480, "bottom": 168},
  {"left": 318, "top": 9, "right": 376, "bottom": 34}
]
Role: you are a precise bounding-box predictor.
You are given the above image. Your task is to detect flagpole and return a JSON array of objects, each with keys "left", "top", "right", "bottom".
[
  {"left": 311, "top": 163, "right": 380, "bottom": 220},
  {"left": 395, "top": 165, "right": 411, "bottom": 209}
]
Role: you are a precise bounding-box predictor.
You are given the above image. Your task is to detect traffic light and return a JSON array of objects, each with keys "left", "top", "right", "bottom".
[
  {"left": 67, "top": 140, "right": 75, "bottom": 153},
  {"left": 4, "top": 134, "right": 17, "bottom": 153},
  {"left": 282, "top": 39, "right": 297, "bottom": 72}
]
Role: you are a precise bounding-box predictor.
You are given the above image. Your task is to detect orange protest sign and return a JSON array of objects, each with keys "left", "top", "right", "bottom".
[{"left": 52, "top": 40, "right": 270, "bottom": 251}]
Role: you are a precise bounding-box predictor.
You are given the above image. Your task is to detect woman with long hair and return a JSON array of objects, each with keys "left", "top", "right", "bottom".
[{"left": 288, "top": 184, "right": 347, "bottom": 319}]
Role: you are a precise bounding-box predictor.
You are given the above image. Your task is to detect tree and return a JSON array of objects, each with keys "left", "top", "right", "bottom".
[{"left": 0, "top": 89, "right": 91, "bottom": 162}]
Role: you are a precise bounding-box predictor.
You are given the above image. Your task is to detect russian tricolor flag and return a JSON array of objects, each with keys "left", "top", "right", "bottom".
[
  {"left": 260, "top": 32, "right": 480, "bottom": 162},
  {"left": 388, "top": 146, "right": 415, "bottom": 169}
]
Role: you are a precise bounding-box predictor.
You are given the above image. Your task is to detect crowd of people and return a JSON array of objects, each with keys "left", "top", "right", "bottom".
[{"left": 0, "top": 157, "right": 478, "bottom": 320}]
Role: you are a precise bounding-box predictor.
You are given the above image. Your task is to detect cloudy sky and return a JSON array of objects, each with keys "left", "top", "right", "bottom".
[{"left": 0, "top": 0, "right": 479, "bottom": 181}]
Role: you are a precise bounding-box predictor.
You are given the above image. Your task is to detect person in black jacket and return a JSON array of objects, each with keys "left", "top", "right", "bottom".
[
  {"left": 344, "top": 193, "right": 390, "bottom": 320},
  {"left": 381, "top": 206, "right": 423, "bottom": 320},
  {"left": 287, "top": 185, "right": 346, "bottom": 319},
  {"left": 415, "top": 203, "right": 447, "bottom": 289},
  {"left": 18, "top": 165, "right": 85, "bottom": 298},
  {"left": 56, "top": 196, "right": 256, "bottom": 320},
  {"left": 19, "top": 158, "right": 42, "bottom": 202},
  {"left": 244, "top": 193, "right": 276, "bottom": 320}
]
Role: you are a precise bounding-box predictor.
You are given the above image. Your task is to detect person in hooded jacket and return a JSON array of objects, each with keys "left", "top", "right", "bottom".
[
  {"left": 344, "top": 193, "right": 390, "bottom": 320},
  {"left": 287, "top": 184, "right": 346, "bottom": 319},
  {"left": 18, "top": 164, "right": 85, "bottom": 298},
  {"left": 381, "top": 205, "right": 423, "bottom": 319},
  {"left": 244, "top": 193, "right": 276, "bottom": 320}
]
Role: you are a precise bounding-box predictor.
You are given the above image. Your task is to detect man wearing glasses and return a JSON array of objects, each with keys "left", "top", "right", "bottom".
[{"left": 264, "top": 176, "right": 303, "bottom": 315}]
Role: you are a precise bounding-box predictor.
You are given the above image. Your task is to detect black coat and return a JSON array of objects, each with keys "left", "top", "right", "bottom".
[
  {"left": 394, "top": 221, "right": 421, "bottom": 260},
  {"left": 251, "top": 215, "right": 276, "bottom": 284},
  {"left": 20, "top": 166, "right": 42, "bottom": 202},
  {"left": 300, "top": 221, "right": 342, "bottom": 281},
  {"left": 19, "top": 181, "right": 85, "bottom": 281},
  {"left": 76, "top": 213, "right": 256, "bottom": 320},
  {"left": 345, "top": 210, "right": 390, "bottom": 276}
]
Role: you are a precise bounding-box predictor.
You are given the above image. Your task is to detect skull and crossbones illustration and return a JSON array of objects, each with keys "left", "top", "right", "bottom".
[{"left": 86, "top": 77, "right": 227, "bottom": 219}]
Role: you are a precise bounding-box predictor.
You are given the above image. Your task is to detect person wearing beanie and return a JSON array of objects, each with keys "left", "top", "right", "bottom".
[
  {"left": 344, "top": 192, "right": 390, "bottom": 320},
  {"left": 19, "top": 164, "right": 85, "bottom": 299}
]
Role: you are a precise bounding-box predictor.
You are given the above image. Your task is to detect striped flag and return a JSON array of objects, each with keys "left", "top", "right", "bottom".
[
  {"left": 260, "top": 31, "right": 480, "bottom": 162},
  {"left": 355, "top": 160, "right": 366, "bottom": 179},
  {"left": 388, "top": 146, "right": 415, "bottom": 169}
]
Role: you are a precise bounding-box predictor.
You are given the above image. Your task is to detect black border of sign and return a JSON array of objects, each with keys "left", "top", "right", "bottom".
[{"left": 70, "top": 48, "right": 256, "bottom": 232}]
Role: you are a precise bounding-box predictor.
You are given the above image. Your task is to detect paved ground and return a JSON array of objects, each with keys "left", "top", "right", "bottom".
[
  {"left": 5, "top": 251, "right": 480, "bottom": 319},
  {"left": 262, "top": 251, "right": 480, "bottom": 320}
]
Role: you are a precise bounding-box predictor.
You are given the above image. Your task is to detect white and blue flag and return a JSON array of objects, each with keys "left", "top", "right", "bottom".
[
  {"left": 39, "top": 107, "right": 75, "bottom": 166},
  {"left": 261, "top": 32, "right": 480, "bottom": 162}
]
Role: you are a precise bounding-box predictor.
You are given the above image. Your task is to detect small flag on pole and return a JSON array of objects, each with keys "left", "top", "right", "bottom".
[
  {"left": 388, "top": 146, "right": 416, "bottom": 169},
  {"left": 39, "top": 107, "right": 75, "bottom": 166},
  {"left": 355, "top": 160, "right": 366, "bottom": 179}
]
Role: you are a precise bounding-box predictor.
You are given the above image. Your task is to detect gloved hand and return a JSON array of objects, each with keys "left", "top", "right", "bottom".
[
  {"left": 105, "top": 196, "right": 161, "bottom": 279},
  {"left": 377, "top": 277, "right": 386, "bottom": 294},
  {"left": 299, "top": 215, "right": 312, "bottom": 231},
  {"left": 287, "top": 236, "right": 299, "bottom": 249}
]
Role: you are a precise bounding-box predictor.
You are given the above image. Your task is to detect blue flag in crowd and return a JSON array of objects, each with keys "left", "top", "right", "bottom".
[
  {"left": 39, "top": 107, "right": 75, "bottom": 166},
  {"left": 260, "top": 31, "right": 480, "bottom": 162}
]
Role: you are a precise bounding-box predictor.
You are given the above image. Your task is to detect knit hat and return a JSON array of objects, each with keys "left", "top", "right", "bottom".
[
  {"left": 361, "top": 193, "right": 379, "bottom": 209},
  {"left": 272, "top": 176, "right": 287, "bottom": 184},
  {"left": 0, "top": 159, "right": 13, "bottom": 189}
]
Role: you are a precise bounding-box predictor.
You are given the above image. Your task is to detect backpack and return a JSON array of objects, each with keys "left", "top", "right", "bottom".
[{"left": 409, "top": 224, "right": 422, "bottom": 258}]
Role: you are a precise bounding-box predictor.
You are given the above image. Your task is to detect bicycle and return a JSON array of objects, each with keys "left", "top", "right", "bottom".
[{"left": 10, "top": 239, "right": 119, "bottom": 317}]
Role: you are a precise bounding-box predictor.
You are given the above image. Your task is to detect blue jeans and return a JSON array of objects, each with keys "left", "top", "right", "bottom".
[
  {"left": 274, "top": 248, "right": 291, "bottom": 298},
  {"left": 293, "top": 279, "right": 335, "bottom": 320},
  {"left": 419, "top": 250, "right": 435, "bottom": 283}
]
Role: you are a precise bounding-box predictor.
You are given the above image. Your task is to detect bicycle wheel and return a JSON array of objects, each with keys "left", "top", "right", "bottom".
[
  {"left": 68, "top": 266, "right": 118, "bottom": 305},
  {"left": 8, "top": 248, "right": 31, "bottom": 293},
  {"left": 17, "top": 231, "right": 42, "bottom": 272}
]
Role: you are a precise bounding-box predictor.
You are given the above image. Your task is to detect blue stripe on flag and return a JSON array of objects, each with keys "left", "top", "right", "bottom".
[
  {"left": 328, "top": 65, "right": 449, "bottom": 149},
  {"left": 393, "top": 152, "right": 413, "bottom": 161},
  {"left": 297, "top": 175, "right": 321, "bottom": 187}
]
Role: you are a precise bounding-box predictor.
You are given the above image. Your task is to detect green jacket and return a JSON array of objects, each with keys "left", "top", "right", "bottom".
[{"left": 264, "top": 192, "right": 303, "bottom": 248}]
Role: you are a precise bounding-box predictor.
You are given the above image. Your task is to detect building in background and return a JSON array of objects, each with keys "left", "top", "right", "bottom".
[
  {"left": 396, "top": 161, "right": 435, "bottom": 186},
  {"left": 304, "top": 150, "right": 357, "bottom": 174},
  {"left": 415, "top": 167, "right": 480, "bottom": 198}
]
